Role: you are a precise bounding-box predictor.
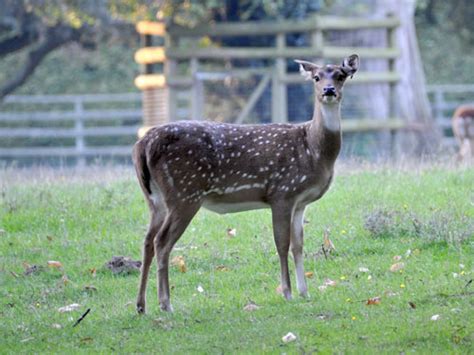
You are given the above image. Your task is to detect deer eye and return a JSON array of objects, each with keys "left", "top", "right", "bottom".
[{"left": 313, "top": 76, "right": 320, "bottom": 82}]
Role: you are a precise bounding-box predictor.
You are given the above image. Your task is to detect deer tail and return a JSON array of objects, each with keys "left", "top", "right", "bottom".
[{"left": 132, "top": 140, "right": 152, "bottom": 195}]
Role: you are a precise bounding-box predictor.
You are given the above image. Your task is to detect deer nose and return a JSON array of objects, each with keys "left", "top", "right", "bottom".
[{"left": 323, "top": 86, "right": 336, "bottom": 96}]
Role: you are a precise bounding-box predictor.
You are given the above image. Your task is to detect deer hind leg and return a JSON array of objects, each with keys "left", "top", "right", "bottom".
[
  {"left": 155, "top": 203, "right": 200, "bottom": 312},
  {"left": 271, "top": 204, "right": 292, "bottom": 300},
  {"left": 136, "top": 208, "right": 165, "bottom": 314},
  {"left": 459, "top": 138, "right": 472, "bottom": 162},
  {"left": 290, "top": 206, "right": 308, "bottom": 298}
]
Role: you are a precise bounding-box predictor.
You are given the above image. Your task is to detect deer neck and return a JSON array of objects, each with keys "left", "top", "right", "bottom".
[{"left": 308, "top": 100, "right": 342, "bottom": 162}]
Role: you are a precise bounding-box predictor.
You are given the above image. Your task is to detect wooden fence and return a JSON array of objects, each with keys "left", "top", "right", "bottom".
[
  {"left": 0, "top": 93, "right": 142, "bottom": 164},
  {"left": 0, "top": 85, "right": 471, "bottom": 164},
  {"left": 135, "top": 14, "right": 407, "bottom": 133}
]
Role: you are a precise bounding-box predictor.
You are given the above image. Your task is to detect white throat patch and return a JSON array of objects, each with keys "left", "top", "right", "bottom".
[{"left": 320, "top": 104, "right": 341, "bottom": 132}]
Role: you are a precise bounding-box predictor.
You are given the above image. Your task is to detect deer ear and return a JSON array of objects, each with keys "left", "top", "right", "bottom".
[
  {"left": 341, "top": 54, "right": 359, "bottom": 78},
  {"left": 295, "top": 59, "right": 319, "bottom": 81}
]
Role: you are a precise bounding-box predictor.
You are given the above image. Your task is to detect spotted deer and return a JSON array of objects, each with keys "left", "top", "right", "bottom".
[
  {"left": 452, "top": 105, "right": 474, "bottom": 162},
  {"left": 133, "top": 54, "right": 359, "bottom": 313}
]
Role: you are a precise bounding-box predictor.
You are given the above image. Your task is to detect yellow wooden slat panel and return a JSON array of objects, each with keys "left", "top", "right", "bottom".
[
  {"left": 134, "top": 74, "right": 166, "bottom": 90},
  {"left": 136, "top": 21, "right": 165, "bottom": 36},
  {"left": 134, "top": 47, "right": 166, "bottom": 64}
]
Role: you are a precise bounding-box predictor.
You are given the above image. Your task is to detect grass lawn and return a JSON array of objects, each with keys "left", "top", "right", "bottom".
[{"left": 1, "top": 163, "right": 473, "bottom": 353}]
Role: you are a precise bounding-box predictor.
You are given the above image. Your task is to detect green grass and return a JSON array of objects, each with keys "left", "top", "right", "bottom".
[{"left": 1, "top": 165, "right": 473, "bottom": 353}]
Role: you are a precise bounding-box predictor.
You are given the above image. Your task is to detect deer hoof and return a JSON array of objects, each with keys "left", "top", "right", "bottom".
[
  {"left": 160, "top": 302, "right": 174, "bottom": 312},
  {"left": 136, "top": 304, "right": 146, "bottom": 314},
  {"left": 300, "top": 291, "right": 310, "bottom": 299}
]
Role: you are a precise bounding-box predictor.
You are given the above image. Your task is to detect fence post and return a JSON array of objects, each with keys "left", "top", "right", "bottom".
[
  {"left": 433, "top": 88, "right": 445, "bottom": 122},
  {"left": 191, "top": 57, "right": 203, "bottom": 120},
  {"left": 310, "top": 15, "right": 323, "bottom": 55},
  {"left": 387, "top": 15, "right": 399, "bottom": 157},
  {"left": 272, "top": 33, "right": 288, "bottom": 123},
  {"left": 166, "top": 34, "right": 178, "bottom": 122},
  {"left": 74, "top": 98, "right": 86, "bottom": 167}
]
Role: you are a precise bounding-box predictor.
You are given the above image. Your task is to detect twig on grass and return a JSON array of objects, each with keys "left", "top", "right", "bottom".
[
  {"left": 322, "top": 245, "right": 328, "bottom": 260},
  {"left": 73, "top": 308, "right": 91, "bottom": 327}
]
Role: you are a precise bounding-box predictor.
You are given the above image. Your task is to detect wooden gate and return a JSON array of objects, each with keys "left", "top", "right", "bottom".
[{"left": 135, "top": 13, "right": 436, "bottom": 154}]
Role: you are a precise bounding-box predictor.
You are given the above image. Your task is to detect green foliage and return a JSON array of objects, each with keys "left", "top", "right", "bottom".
[
  {"left": 0, "top": 165, "right": 473, "bottom": 352},
  {"left": 416, "top": 0, "right": 474, "bottom": 84},
  {"left": 0, "top": 43, "right": 138, "bottom": 95}
]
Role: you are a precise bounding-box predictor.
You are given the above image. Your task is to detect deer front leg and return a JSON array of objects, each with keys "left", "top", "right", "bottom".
[
  {"left": 154, "top": 204, "right": 200, "bottom": 312},
  {"left": 271, "top": 204, "right": 292, "bottom": 300},
  {"left": 137, "top": 210, "right": 164, "bottom": 314},
  {"left": 291, "top": 206, "right": 308, "bottom": 298}
]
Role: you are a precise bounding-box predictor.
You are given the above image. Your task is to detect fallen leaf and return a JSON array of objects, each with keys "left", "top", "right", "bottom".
[
  {"left": 408, "top": 301, "right": 416, "bottom": 309},
  {"left": 366, "top": 296, "right": 381, "bottom": 305},
  {"left": 431, "top": 314, "right": 441, "bottom": 321},
  {"left": 393, "top": 255, "right": 402, "bottom": 261},
  {"left": 58, "top": 303, "right": 80, "bottom": 313},
  {"left": 305, "top": 271, "right": 314, "bottom": 278},
  {"left": 282, "top": 332, "right": 297, "bottom": 343},
  {"left": 47, "top": 260, "right": 63, "bottom": 268},
  {"left": 315, "top": 313, "right": 330, "bottom": 320},
  {"left": 20, "top": 337, "right": 34, "bottom": 343},
  {"left": 89, "top": 268, "right": 97, "bottom": 277},
  {"left": 215, "top": 265, "right": 229, "bottom": 272},
  {"left": 243, "top": 302, "right": 259, "bottom": 311},
  {"left": 226, "top": 228, "right": 237, "bottom": 237},
  {"left": 323, "top": 278, "right": 337, "bottom": 287},
  {"left": 171, "top": 255, "right": 184, "bottom": 265},
  {"left": 390, "top": 262, "right": 405, "bottom": 272},
  {"left": 358, "top": 267, "right": 369, "bottom": 273},
  {"left": 171, "top": 255, "right": 187, "bottom": 273},
  {"left": 318, "top": 278, "right": 336, "bottom": 291}
]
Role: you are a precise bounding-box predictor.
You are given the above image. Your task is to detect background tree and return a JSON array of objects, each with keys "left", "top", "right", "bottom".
[{"left": 0, "top": 0, "right": 158, "bottom": 99}]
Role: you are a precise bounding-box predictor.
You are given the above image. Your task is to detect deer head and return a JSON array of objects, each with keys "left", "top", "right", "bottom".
[{"left": 295, "top": 54, "right": 359, "bottom": 105}]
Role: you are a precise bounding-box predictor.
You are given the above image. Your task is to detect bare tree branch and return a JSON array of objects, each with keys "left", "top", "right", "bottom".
[
  {"left": 0, "top": 23, "right": 81, "bottom": 99},
  {"left": 0, "top": 31, "right": 39, "bottom": 57}
]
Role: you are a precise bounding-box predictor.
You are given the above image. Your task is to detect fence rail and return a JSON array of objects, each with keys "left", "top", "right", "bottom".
[
  {"left": 0, "top": 93, "right": 142, "bottom": 163},
  {"left": 0, "top": 84, "right": 471, "bottom": 163}
]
